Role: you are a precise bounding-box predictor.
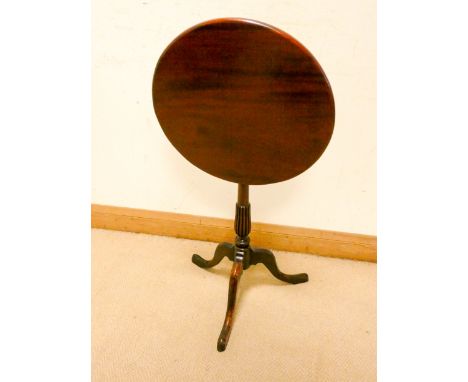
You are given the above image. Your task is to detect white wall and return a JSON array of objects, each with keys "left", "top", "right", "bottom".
[{"left": 92, "top": 0, "right": 376, "bottom": 235}]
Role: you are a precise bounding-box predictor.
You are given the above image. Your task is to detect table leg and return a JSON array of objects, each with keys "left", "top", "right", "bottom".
[
  {"left": 217, "top": 260, "right": 243, "bottom": 352},
  {"left": 192, "top": 242, "right": 234, "bottom": 268},
  {"left": 250, "top": 247, "right": 308, "bottom": 284}
]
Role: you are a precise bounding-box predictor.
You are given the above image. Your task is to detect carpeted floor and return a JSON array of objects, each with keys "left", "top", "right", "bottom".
[{"left": 92, "top": 228, "right": 376, "bottom": 382}]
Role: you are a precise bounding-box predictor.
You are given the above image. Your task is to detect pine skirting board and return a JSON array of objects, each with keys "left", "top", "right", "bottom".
[{"left": 91, "top": 204, "right": 377, "bottom": 262}]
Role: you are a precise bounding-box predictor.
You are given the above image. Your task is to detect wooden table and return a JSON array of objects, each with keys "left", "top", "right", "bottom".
[{"left": 152, "top": 18, "right": 335, "bottom": 351}]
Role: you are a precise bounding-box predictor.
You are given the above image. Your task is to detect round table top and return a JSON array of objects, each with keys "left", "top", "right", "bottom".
[{"left": 152, "top": 18, "right": 335, "bottom": 185}]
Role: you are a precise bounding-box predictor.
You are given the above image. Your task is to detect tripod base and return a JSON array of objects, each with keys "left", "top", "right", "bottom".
[{"left": 192, "top": 242, "right": 308, "bottom": 351}]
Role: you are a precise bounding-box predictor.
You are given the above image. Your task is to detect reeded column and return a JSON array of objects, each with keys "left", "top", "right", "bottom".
[{"left": 234, "top": 184, "right": 251, "bottom": 249}]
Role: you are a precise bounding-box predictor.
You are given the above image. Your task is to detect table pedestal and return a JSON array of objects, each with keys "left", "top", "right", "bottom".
[{"left": 192, "top": 184, "right": 308, "bottom": 351}]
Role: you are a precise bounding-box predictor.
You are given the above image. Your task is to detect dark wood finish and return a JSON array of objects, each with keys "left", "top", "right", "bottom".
[
  {"left": 217, "top": 261, "right": 243, "bottom": 352},
  {"left": 192, "top": 184, "right": 308, "bottom": 351},
  {"left": 192, "top": 242, "right": 234, "bottom": 268},
  {"left": 153, "top": 18, "right": 334, "bottom": 352},
  {"left": 152, "top": 18, "right": 335, "bottom": 185},
  {"left": 250, "top": 247, "right": 308, "bottom": 284}
]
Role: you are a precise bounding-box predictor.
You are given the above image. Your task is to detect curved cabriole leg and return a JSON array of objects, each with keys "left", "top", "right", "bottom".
[
  {"left": 251, "top": 247, "right": 308, "bottom": 284},
  {"left": 192, "top": 242, "right": 234, "bottom": 268},
  {"left": 217, "top": 260, "right": 243, "bottom": 352}
]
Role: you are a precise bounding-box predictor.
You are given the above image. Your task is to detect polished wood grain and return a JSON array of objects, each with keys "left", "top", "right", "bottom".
[
  {"left": 217, "top": 261, "right": 243, "bottom": 351},
  {"left": 152, "top": 18, "right": 335, "bottom": 185},
  {"left": 91, "top": 204, "right": 377, "bottom": 262}
]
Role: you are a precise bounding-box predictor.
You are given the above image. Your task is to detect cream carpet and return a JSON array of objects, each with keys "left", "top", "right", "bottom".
[{"left": 92, "top": 229, "right": 376, "bottom": 382}]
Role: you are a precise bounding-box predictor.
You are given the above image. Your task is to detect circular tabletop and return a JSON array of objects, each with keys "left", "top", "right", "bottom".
[{"left": 152, "top": 18, "right": 335, "bottom": 185}]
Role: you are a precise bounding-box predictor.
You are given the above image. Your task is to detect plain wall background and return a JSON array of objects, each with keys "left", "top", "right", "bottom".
[{"left": 92, "top": 0, "right": 376, "bottom": 235}]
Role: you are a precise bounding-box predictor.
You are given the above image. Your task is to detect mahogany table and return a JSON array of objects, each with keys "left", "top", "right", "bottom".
[{"left": 152, "top": 18, "right": 335, "bottom": 351}]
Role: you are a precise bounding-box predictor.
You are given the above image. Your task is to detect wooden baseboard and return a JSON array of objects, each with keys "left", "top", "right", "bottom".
[{"left": 91, "top": 204, "right": 377, "bottom": 262}]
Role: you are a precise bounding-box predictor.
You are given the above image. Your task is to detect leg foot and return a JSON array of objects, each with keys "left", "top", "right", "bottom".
[
  {"left": 250, "top": 247, "right": 308, "bottom": 284},
  {"left": 192, "top": 242, "right": 234, "bottom": 269},
  {"left": 217, "top": 260, "right": 243, "bottom": 351}
]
